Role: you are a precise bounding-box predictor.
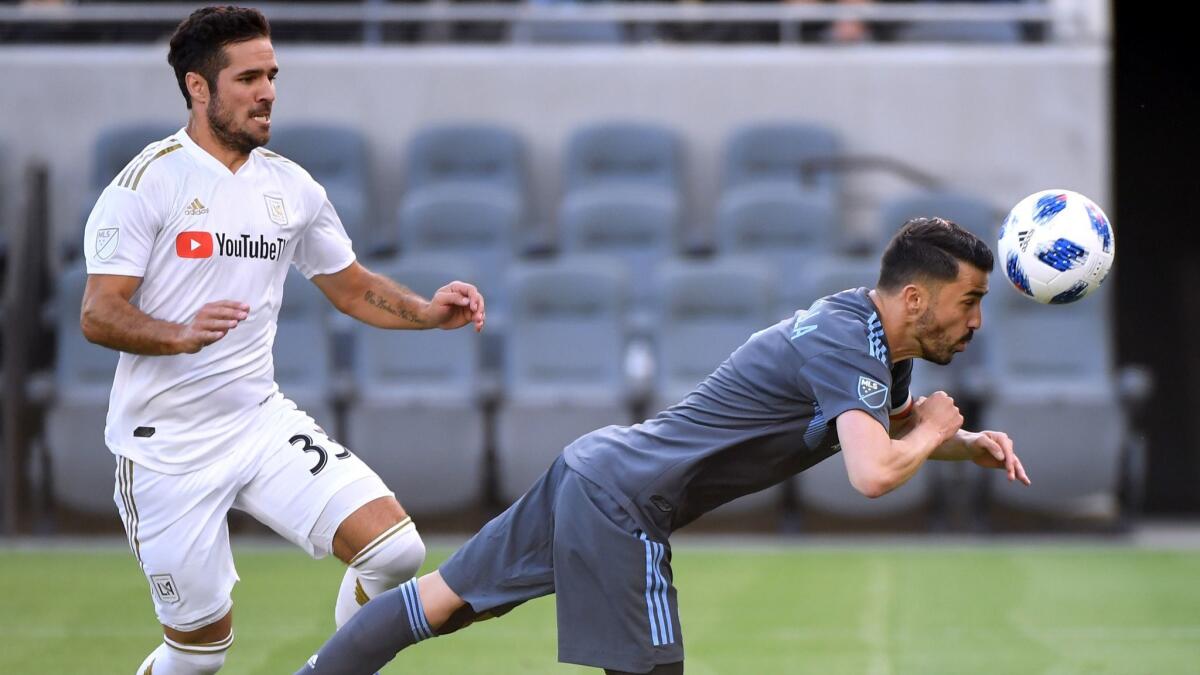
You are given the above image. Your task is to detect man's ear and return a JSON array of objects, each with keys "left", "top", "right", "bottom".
[
  {"left": 901, "top": 282, "right": 926, "bottom": 317},
  {"left": 186, "top": 71, "right": 210, "bottom": 108}
]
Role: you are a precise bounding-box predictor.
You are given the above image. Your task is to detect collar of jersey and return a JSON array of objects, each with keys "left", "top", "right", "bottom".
[
  {"left": 855, "top": 287, "right": 894, "bottom": 367},
  {"left": 176, "top": 126, "right": 258, "bottom": 177}
]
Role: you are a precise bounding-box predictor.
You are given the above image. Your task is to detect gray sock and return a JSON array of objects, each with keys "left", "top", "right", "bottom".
[{"left": 297, "top": 578, "right": 434, "bottom": 674}]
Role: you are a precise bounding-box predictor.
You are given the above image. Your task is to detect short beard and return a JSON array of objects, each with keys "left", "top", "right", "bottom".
[
  {"left": 206, "top": 86, "right": 266, "bottom": 155},
  {"left": 916, "top": 307, "right": 956, "bottom": 365}
]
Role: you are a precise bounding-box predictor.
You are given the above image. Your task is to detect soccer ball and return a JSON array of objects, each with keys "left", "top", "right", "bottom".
[{"left": 997, "top": 189, "right": 1115, "bottom": 304}]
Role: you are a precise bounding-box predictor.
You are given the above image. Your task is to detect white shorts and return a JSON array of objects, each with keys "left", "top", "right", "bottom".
[{"left": 111, "top": 395, "right": 393, "bottom": 631}]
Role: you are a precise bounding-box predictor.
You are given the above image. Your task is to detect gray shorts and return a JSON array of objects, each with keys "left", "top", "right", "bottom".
[{"left": 440, "top": 456, "right": 683, "bottom": 673}]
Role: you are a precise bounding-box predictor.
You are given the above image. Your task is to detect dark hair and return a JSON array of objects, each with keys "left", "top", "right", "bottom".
[
  {"left": 877, "top": 217, "right": 994, "bottom": 292},
  {"left": 167, "top": 6, "right": 271, "bottom": 109}
]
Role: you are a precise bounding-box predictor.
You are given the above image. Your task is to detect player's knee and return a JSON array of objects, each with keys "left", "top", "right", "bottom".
[
  {"left": 353, "top": 517, "right": 426, "bottom": 587},
  {"left": 155, "top": 631, "right": 233, "bottom": 674}
]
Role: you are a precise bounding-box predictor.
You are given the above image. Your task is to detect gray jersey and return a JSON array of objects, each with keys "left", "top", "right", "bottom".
[{"left": 564, "top": 287, "right": 913, "bottom": 539}]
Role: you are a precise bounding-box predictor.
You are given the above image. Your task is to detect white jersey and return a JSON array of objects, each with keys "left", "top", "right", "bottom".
[{"left": 83, "top": 128, "right": 356, "bottom": 474}]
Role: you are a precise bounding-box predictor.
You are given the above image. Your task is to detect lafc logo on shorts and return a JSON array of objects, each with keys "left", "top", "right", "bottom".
[
  {"left": 264, "top": 194, "right": 288, "bottom": 225},
  {"left": 184, "top": 198, "right": 209, "bottom": 216},
  {"left": 857, "top": 376, "right": 889, "bottom": 409},
  {"left": 150, "top": 573, "right": 182, "bottom": 604}
]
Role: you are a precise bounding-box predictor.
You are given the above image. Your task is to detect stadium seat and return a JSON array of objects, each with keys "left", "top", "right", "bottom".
[
  {"left": 268, "top": 124, "right": 372, "bottom": 251},
  {"left": 44, "top": 265, "right": 120, "bottom": 514},
  {"left": 563, "top": 121, "right": 682, "bottom": 195},
  {"left": 650, "top": 258, "right": 782, "bottom": 515},
  {"left": 495, "top": 259, "right": 632, "bottom": 503},
  {"left": 275, "top": 268, "right": 336, "bottom": 429},
  {"left": 978, "top": 282, "right": 1129, "bottom": 521},
  {"left": 91, "top": 121, "right": 182, "bottom": 192},
  {"left": 396, "top": 187, "right": 519, "bottom": 320},
  {"left": 558, "top": 187, "right": 681, "bottom": 332},
  {"left": 876, "top": 189, "right": 1001, "bottom": 250},
  {"left": 404, "top": 122, "right": 529, "bottom": 201},
  {"left": 714, "top": 182, "right": 838, "bottom": 318},
  {"left": 344, "top": 256, "right": 486, "bottom": 514},
  {"left": 73, "top": 122, "right": 180, "bottom": 260},
  {"left": 721, "top": 122, "right": 842, "bottom": 197}
]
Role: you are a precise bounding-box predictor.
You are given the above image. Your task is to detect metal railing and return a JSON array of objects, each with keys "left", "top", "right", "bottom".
[{"left": 0, "top": 2, "right": 1086, "bottom": 45}]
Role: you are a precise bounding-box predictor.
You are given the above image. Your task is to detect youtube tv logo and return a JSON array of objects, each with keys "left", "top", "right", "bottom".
[{"left": 176, "top": 231, "right": 213, "bottom": 258}]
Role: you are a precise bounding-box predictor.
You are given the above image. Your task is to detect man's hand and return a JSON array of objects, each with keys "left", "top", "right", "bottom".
[
  {"left": 423, "top": 281, "right": 486, "bottom": 332},
  {"left": 176, "top": 300, "right": 249, "bottom": 353},
  {"left": 912, "top": 392, "right": 964, "bottom": 446},
  {"left": 962, "top": 430, "right": 1031, "bottom": 486}
]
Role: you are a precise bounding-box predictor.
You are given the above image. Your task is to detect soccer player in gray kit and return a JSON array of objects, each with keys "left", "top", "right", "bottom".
[{"left": 296, "top": 217, "right": 1030, "bottom": 675}]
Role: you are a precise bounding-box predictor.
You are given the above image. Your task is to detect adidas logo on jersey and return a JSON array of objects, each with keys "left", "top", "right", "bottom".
[{"left": 184, "top": 198, "right": 209, "bottom": 216}]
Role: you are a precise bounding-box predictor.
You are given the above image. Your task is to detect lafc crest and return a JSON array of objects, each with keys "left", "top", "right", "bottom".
[{"left": 264, "top": 194, "right": 288, "bottom": 226}]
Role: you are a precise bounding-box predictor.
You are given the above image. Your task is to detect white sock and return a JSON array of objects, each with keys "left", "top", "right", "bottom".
[
  {"left": 135, "top": 633, "right": 232, "bottom": 674},
  {"left": 334, "top": 516, "right": 426, "bottom": 627}
]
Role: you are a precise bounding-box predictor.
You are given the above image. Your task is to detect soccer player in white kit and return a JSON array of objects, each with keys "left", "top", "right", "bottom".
[{"left": 79, "top": 7, "right": 485, "bottom": 674}]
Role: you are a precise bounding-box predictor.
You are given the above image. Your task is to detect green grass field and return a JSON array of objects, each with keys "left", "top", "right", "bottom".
[{"left": 3, "top": 543, "right": 1199, "bottom": 674}]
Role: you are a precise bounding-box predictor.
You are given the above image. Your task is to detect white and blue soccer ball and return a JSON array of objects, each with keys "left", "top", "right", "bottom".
[{"left": 997, "top": 189, "right": 1115, "bottom": 304}]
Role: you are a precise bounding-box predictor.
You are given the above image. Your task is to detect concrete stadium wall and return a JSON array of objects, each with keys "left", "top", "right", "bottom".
[{"left": 0, "top": 45, "right": 1109, "bottom": 256}]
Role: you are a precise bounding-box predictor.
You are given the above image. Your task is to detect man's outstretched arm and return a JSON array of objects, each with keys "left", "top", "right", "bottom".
[
  {"left": 311, "top": 261, "right": 485, "bottom": 332},
  {"left": 888, "top": 395, "right": 1030, "bottom": 485}
]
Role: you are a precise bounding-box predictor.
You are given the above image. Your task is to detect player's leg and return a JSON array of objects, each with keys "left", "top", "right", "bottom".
[
  {"left": 295, "top": 457, "right": 572, "bottom": 674},
  {"left": 552, "top": 471, "right": 685, "bottom": 674},
  {"left": 114, "top": 456, "right": 243, "bottom": 674},
  {"left": 231, "top": 400, "right": 423, "bottom": 626},
  {"left": 329, "top": 493, "right": 425, "bottom": 626},
  {"left": 136, "top": 613, "right": 234, "bottom": 675}
]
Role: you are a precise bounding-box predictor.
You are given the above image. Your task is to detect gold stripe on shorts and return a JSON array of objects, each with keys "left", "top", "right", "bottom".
[{"left": 117, "top": 458, "right": 142, "bottom": 565}]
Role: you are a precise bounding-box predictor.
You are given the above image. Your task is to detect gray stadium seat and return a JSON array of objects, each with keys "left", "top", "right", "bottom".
[
  {"left": 91, "top": 122, "right": 181, "bottom": 191},
  {"left": 45, "top": 266, "right": 119, "bottom": 514},
  {"left": 268, "top": 124, "right": 372, "bottom": 250},
  {"left": 651, "top": 258, "right": 781, "bottom": 515},
  {"left": 495, "top": 259, "right": 632, "bottom": 503},
  {"left": 74, "top": 122, "right": 179, "bottom": 260},
  {"left": 404, "top": 122, "right": 528, "bottom": 200},
  {"left": 397, "top": 188, "right": 519, "bottom": 320},
  {"left": 979, "top": 282, "right": 1128, "bottom": 520},
  {"left": 877, "top": 189, "right": 1001, "bottom": 250},
  {"left": 344, "top": 256, "right": 486, "bottom": 514},
  {"left": 563, "top": 121, "right": 682, "bottom": 195},
  {"left": 275, "top": 267, "right": 336, "bottom": 429},
  {"left": 715, "top": 182, "right": 838, "bottom": 318},
  {"left": 558, "top": 187, "right": 680, "bottom": 332},
  {"left": 722, "top": 122, "right": 841, "bottom": 197}
]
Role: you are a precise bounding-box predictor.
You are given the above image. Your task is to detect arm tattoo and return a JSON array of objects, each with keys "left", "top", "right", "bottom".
[{"left": 364, "top": 289, "right": 426, "bottom": 326}]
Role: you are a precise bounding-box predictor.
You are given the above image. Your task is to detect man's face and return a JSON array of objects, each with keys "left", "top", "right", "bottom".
[
  {"left": 914, "top": 262, "right": 988, "bottom": 365},
  {"left": 205, "top": 37, "right": 277, "bottom": 154}
]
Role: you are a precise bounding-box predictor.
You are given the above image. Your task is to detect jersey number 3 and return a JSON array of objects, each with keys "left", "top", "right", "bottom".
[{"left": 289, "top": 433, "right": 352, "bottom": 476}]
